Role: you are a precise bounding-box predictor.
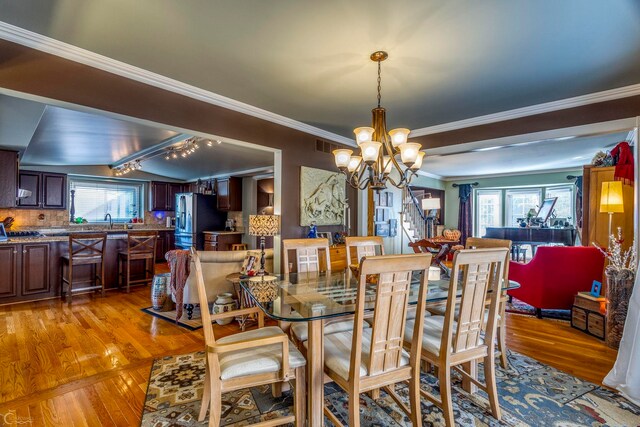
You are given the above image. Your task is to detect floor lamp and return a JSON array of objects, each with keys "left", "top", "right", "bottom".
[
  {"left": 249, "top": 214, "right": 280, "bottom": 275},
  {"left": 421, "top": 197, "right": 441, "bottom": 239},
  {"left": 600, "top": 181, "right": 624, "bottom": 243}
]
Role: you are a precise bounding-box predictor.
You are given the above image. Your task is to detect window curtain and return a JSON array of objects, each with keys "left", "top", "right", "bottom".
[
  {"left": 603, "top": 273, "right": 640, "bottom": 405},
  {"left": 574, "top": 176, "right": 583, "bottom": 235},
  {"left": 457, "top": 184, "right": 473, "bottom": 246}
]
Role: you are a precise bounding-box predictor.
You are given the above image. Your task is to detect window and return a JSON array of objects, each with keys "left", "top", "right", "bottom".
[
  {"left": 545, "top": 186, "right": 574, "bottom": 223},
  {"left": 70, "top": 178, "right": 144, "bottom": 222},
  {"left": 505, "top": 189, "right": 541, "bottom": 227},
  {"left": 475, "top": 190, "right": 502, "bottom": 237}
]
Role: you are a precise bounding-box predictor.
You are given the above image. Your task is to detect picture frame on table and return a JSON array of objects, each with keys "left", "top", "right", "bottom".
[
  {"left": 590, "top": 280, "right": 602, "bottom": 298},
  {"left": 242, "top": 255, "right": 256, "bottom": 274},
  {"left": 317, "top": 232, "right": 333, "bottom": 246}
]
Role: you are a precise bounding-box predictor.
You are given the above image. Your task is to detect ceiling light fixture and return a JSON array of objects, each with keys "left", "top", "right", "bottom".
[
  {"left": 164, "top": 137, "right": 205, "bottom": 161},
  {"left": 114, "top": 160, "right": 143, "bottom": 176},
  {"left": 333, "top": 51, "right": 423, "bottom": 190}
]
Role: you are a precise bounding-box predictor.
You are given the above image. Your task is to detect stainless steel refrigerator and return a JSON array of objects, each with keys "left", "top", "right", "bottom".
[{"left": 174, "top": 193, "right": 225, "bottom": 250}]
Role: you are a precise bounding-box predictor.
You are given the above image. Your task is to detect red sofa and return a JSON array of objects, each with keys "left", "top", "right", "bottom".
[{"left": 508, "top": 246, "right": 605, "bottom": 317}]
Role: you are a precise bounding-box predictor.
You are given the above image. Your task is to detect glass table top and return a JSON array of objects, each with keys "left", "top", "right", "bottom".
[{"left": 239, "top": 271, "right": 520, "bottom": 322}]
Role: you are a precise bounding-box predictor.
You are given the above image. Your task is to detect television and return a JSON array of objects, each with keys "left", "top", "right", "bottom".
[{"left": 536, "top": 197, "right": 558, "bottom": 224}]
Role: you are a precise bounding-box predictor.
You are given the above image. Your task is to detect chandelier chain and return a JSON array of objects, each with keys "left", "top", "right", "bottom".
[{"left": 377, "top": 60, "right": 382, "bottom": 108}]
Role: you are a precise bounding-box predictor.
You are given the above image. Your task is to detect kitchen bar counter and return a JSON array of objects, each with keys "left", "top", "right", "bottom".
[{"left": 0, "top": 226, "right": 174, "bottom": 245}]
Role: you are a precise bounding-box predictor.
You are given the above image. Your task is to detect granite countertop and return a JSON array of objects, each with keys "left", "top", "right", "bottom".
[
  {"left": 203, "top": 231, "right": 244, "bottom": 235},
  {"left": 0, "top": 226, "right": 175, "bottom": 245}
]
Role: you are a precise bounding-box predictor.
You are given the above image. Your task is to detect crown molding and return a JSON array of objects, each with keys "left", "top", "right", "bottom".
[
  {"left": 411, "top": 84, "right": 640, "bottom": 137},
  {"left": 0, "top": 21, "right": 354, "bottom": 146},
  {"left": 443, "top": 166, "right": 583, "bottom": 182}
]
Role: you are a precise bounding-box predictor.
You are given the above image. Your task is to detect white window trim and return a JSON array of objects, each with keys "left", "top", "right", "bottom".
[{"left": 69, "top": 177, "right": 146, "bottom": 223}]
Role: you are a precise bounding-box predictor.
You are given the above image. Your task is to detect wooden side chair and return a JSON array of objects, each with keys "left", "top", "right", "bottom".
[
  {"left": 191, "top": 248, "right": 306, "bottom": 427},
  {"left": 61, "top": 232, "right": 107, "bottom": 303},
  {"left": 345, "top": 235, "right": 384, "bottom": 267},
  {"left": 465, "top": 237, "right": 512, "bottom": 369},
  {"left": 282, "top": 238, "right": 331, "bottom": 274},
  {"left": 404, "top": 248, "right": 508, "bottom": 426},
  {"left": 322, "top": 253, "right": 432, "bottom": 427},
  {"left": 282, "top": 238, "right": 361, "bottom": 345},
  {"left": 118, "top": 231, "right": 158, "bottom": 293}
]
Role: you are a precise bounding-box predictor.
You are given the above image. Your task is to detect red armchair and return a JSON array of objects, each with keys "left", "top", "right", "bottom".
[{"left": 508, "top": 246, "right": 605, "bottom": 317}]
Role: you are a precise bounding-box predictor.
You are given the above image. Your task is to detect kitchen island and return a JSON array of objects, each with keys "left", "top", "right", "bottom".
[
  {"left": 0, "top": 226, "right": 174, "bottom": 305},
  {"left": 202, "top": 231, "right": 243, "bottom": 251}
]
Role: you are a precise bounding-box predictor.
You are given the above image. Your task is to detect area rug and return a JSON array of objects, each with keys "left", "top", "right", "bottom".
[
  {"left": 141, "top": 306, "right": 203, "bottom": 330},
  {"left": 506, "top": 297, "right": 572, "bottom": 321},
  {"left": 140, "top": 350, "right": 640, "bottom": 426}
]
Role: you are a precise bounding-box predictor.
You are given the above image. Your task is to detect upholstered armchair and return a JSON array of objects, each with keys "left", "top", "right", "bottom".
[{"left": 508, "top": 246, "right": 605, "bottom": 317}]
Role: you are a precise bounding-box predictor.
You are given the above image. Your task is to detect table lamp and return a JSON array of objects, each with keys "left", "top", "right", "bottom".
[
  {"left": 249, "top": 214, "right": 280, "bottom": 275},
  {"left": 422, "top": 197, "right": 441, "bottom": 238},
  {"left": 600, "top": 181, "right": 624, "bottom": 239}
]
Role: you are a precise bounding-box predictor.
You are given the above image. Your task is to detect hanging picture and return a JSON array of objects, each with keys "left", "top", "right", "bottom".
[{"left": 300, "top": 166, "right": 347, "bottom": 226}]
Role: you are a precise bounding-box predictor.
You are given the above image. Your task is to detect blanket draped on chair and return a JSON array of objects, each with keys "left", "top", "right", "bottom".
[{"left": 165, "top": 249, "right": 191, "bottom": 321}]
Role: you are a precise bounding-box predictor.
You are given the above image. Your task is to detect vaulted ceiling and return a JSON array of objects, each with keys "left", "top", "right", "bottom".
[{"left": 2, "top": 0, "right": 640, "bottom": 139}]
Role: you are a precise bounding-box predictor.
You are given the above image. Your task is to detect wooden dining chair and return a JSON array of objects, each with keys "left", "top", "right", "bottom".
[
  {"left": 404, "top": 248, "right": 508, "bottom": 427},
  {"left": 465, "top": 237, "right": 512, "bottom": 369},
  {"left": 118, "top": 231, "right": 157, "bottom": 293},
  {"left": 191, "top": 248, "right": 306, "bottom": 427},
  {"left": 344, "top": 235, "right": 384, "bottom": 267},
  {"left": 283, "top": 238, "right": 331, "bottom": 273},
  {"left": 322, "top": 253, "right": 432, "bottom": 427},
  {"left": 61, "top": 232, "right": 107, "bottom": 303},
  {"left": 282, "top": 238, "right": 360, "bottom": 345}
]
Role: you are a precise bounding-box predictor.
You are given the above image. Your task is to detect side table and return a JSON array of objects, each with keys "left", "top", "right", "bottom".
[{"left": 225, "top": 273, "right": 263, "bottom": 330}]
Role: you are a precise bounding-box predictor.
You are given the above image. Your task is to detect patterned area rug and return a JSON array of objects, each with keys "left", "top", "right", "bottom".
[
  {"left": 140, "top": 350, "right": 640, "bottom": 426},
  {"left": 505, "top": 297, "right": 572, "bottom": 320}
]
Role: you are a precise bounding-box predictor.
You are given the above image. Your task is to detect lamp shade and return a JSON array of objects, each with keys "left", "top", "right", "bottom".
[
  {"left": 600, "top": 181, "right": 624, "bottom": 213},
  {"left": 333, "top": 149, "right": 353, "bottom": 169},
  {"left": 422, "top": 197, "right": 441, "bottom": 210},
  {"left": 399, "top": 142, "right": 422, "bottom": 165},
  {"left": 249, "top": 215, "right": 280, "bottom": 236}
]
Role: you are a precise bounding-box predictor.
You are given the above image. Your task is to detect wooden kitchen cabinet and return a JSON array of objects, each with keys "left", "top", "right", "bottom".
[
  {"left": 17, "top": 171, "right": 67, "bottom": 209},
  {"left": 21, "top": 243, "right": 51, "bottom": 295},
  {"left": 150, "top": 181, "right": 183, "bottom": 211},
  {"left": 0, "top": 150, "right": 18, "bottom": 208},
  {"left": 0, "top": 245, "right": 19, "bottom": 298},
  {"left": 216, "top": 177, "right": 242, "bottom": 211},
  {"left": 155, "top": 230, "right": 177, "bottom": 262},
  {"left": 203, "top": 232, "right": 241, "bottom": 251}
]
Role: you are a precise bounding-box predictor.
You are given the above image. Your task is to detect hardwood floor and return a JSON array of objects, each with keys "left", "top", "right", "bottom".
[{"left": 0, "top": 275, "right": 618, "bottom": 426}]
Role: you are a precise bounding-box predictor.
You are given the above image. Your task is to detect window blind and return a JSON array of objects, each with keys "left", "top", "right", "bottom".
[{"left": 71, "top": 179, "right": 143, "bottom": 222}]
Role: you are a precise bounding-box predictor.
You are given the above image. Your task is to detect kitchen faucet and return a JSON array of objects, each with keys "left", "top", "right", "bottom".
[{"left": 104, "top": 213, "right": 113, "bottom": 229}]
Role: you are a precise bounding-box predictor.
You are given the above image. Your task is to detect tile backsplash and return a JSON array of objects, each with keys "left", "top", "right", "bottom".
[
  {"left": 0, "top": 208, "right": 70, "bottom": 229},
  {"left": 0, "top": 209, "right": 176, "bottom": 229}
]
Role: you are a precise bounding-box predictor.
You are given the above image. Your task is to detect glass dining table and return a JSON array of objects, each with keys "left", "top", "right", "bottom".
[{"left": 239, "top": 270, "right": 520, "bottom": 426}]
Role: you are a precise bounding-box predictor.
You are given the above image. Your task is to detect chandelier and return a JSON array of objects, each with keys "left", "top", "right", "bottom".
[{"left": 333, "top": 51, "right": 424, "bottom": 190}]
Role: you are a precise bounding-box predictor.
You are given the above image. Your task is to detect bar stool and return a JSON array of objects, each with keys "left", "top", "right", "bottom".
[
  {"left": 118, "top": 231, "right": 158, "bottom": 293},
  {"left": 230, "top": 243, "right": 248, "bottom": 251},
  {"left": 61, "top": 233, "right": 107, "bottom": 303}
]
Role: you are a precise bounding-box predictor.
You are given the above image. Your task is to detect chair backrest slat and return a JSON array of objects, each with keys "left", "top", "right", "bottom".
[
  {"left": 442, "top": 248, "right": 507, "bottom": 356},
  {"left": 282, "top": 238, "right": 331, "bottom": 274},
  {"left": 126, "top": 231, "right": 158, "bottom": 255},
  {"left": 345, "top": 236, "right": 384, "bottom": 266},
  {"left": 352, "top": 254, "right": 432, "bottom": 380},
  {"left": 68, "top": 233, "right": 107, "bottom": 261}
]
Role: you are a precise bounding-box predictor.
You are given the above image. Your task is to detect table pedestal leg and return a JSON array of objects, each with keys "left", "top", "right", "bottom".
[{"left": 307, "top": 319, "right": 324, "bottom": 427}]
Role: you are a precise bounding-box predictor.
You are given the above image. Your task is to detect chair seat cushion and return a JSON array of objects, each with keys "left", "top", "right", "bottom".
[
  {"left": 405, "top": 315, "right": 453, "bottom": 355},
  {"left": 310, "top": 328, "right": 410, "bottom": 381},
  {"left": 290, "top": 318, "right": 369, "bottom": 342},
  {"left": 216, "top": 326, "right": 306, "bottom": 380},
  {"left": 427, "top": 305, "right": 499, "bottom": 323},
  {"left": 406, "top": 308, "right": 432, "bottom": 320}
]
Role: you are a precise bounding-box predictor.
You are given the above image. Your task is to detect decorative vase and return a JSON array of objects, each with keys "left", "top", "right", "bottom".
[
  {"left": 213, "top": 292, "right": 237, "bottom": 325},
  {"left": 151, "top": 273, "right": 174, "bottom": 311},
  {"left": 605, "top": 268, "right": 634, "bottom": 349}
]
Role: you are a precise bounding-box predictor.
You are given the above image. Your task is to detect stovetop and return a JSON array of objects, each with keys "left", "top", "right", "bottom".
[{"left": 7, "top": 231, "right": 43, "bottom": 237}]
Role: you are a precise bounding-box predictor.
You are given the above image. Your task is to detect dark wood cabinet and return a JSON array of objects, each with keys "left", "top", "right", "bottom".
[
  {"left": 203, "top": 232, "right": 241, "bottom": 251},
  {"left": 155, "top": 230, "right": 176, "bottom": 262},
  {"left": 0, "top": 245, "right": 19, "bottom": 298},
  {"left": 42, "top": 173, "right": 67, "bottom": 209},
  {"left": 17, "top": 171, "right": 67, "bottom": 209},
  {"left": 216, "top": 177, "right": 242, "bottom": 211},
  {"left": 17, "top": 171, "right": 41, "bottom": 208},
  {"left": 21, "top": 243, "right": 51, "bottom": 295},
  {"left": 150, "top": 181, "right": 183, "bottom": 211},
  {"left": 0, "top": 150, "right": 18, "bottom": 208}
]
